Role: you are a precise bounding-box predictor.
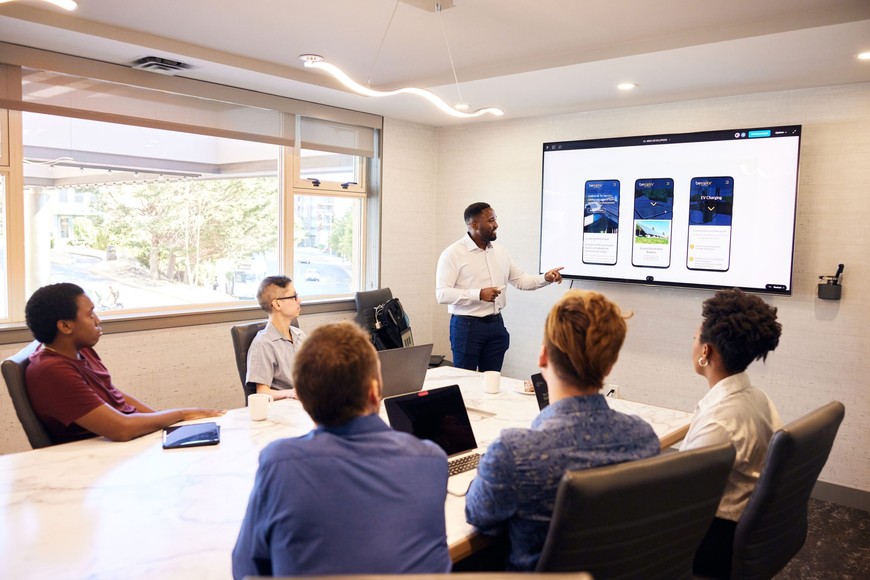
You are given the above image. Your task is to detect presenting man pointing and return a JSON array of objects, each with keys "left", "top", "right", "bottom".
[{"left": 436, "top": 202, "right": 563, "bottom": 372}]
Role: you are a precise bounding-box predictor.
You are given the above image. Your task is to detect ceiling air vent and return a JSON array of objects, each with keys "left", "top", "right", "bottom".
[{"left": 130, "top": 56, "right": 193, "bottom": 75}]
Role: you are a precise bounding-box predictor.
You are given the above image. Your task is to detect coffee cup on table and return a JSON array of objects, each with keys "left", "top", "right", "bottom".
[
  {"left": 248, "top": 393, "right": 273, "bottom": 421},
  {"left": 482, "top": 371, "right": 501, "bottom": 394}
]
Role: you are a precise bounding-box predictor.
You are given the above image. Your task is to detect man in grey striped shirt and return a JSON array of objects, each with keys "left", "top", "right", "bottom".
[{"left": 246, "top": 275, "right": 306, "bottom": 401}]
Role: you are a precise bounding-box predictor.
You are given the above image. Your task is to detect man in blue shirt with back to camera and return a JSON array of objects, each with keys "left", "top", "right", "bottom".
[
  {"left": 464, "top": 290, "right": 660, "bottom": 571},
  {"left": 232, "top": 321, "right": 451, "bottom": 578}
]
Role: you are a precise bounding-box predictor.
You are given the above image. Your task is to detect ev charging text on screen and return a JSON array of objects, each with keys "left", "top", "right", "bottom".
[
  {"left": 632, "top": 178, "right": 674, "bottom": 268},
  {"left": 687, "top": 176, "right": 734, "bottom": 272},
  {"left": 582, "top": 180, "right": 620, "bottom": 265}
]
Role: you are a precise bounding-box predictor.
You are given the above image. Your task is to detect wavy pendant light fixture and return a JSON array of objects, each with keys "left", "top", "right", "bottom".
[{"left": 300, "top": 1, "right": 503, "bottom": 119}]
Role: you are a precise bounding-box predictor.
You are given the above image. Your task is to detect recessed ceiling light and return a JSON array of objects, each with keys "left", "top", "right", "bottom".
[
  {"left": 617, "top": 82, "right": 638, "bottom": 91},
  {"left": 857, "top": 52, "right": 870, "bottom": 61}
]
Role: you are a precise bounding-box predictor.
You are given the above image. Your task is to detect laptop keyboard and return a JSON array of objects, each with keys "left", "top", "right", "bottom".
[{"left": 448, "top": 453, "right": 480, "bottom": 476}]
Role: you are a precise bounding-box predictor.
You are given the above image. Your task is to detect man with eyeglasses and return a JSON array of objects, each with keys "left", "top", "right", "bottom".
[{"left": 246, "top": 275, "right": 306, "bottom": 401}]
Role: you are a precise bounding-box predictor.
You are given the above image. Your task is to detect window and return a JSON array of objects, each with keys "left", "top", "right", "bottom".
[
  {"left": 300, "top": 149, "right": 361, "bottom": 188},
  {"left": 292, "top": 194, "right": 362, "bottom": 298},
  {"left": 0, "top": 174, "right": 7, "bottom": 319},
  {"left": 0, "top": 58, "right": 381, "bottom": 324},
  {"left": 23, "top": 112, "right": 280, "bottom": 311}
]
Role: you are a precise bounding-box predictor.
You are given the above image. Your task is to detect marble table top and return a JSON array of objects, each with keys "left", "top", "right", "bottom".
[{"left": 0, "top": 366, "right": 691, "bottom": 579}]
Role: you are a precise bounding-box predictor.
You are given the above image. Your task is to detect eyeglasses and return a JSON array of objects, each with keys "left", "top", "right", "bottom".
[{"left": 274, "top": 294, "right": 299, "bottom": 302}]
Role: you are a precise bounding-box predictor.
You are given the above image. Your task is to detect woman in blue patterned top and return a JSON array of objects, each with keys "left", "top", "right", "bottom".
[{"left": 465, "top": 289, "right": 661, "bottom": 571}]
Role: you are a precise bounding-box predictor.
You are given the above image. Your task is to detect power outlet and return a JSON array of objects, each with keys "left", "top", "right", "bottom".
[{"left": 605, "top": 383, "right": 620, "bottom": 399}]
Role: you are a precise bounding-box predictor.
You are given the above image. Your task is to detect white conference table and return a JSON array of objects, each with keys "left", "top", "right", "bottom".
[{"left": 0, "top": 366, "right": 691, "bottom": 579}]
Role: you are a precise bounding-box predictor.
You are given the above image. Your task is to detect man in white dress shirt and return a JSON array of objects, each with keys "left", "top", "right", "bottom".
[{"left": 435, "top": 202, "right": 563, "bottom": 371}]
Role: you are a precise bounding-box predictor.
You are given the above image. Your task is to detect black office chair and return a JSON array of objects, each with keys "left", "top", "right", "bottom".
[
  {"left": 536, "top": 442, "right": 735, "bottom": 579},
  {"left": 730, "top": 401, "right": 845, "bottom": 580},
  {"left": 268, "top": 574, "right": 592, "bottom": 580},
  {"left": 354, "top": 287, "right": 394, "bottom": 334},
  {"left": 354, "top": 287, "right": 449, "bottom": 367},
  {"left": 230, "top": 319, "right": 300, "bottom": 405},
  {"left": 2, "top": 340, "right": 54, "bottom": 449}
]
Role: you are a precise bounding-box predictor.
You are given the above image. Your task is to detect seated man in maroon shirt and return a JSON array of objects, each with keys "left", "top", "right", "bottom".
[{"left": 24, "top": 282, "right": 225, "bottom": 444}]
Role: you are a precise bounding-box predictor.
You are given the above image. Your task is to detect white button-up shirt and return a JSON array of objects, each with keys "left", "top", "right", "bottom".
[
  {"left": 680, "top": 371, "right": 782, "bottom": 521},
  {"left": 435, "top": 233, "right": 548, "bottom": 317}
]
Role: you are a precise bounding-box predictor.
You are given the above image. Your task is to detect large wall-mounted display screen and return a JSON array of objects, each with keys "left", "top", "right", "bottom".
[{"left": 540, "top": 126, "right": 801, "bottom": 294}]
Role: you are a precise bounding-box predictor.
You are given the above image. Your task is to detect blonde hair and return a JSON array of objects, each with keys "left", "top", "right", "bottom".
[{"left": 544, "top": 290, "right": 631, "bottom": 389}]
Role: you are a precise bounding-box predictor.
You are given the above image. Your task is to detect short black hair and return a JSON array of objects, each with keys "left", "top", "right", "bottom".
[
  {"left": 700, "top": 288, "right": 782, "bottom": 374},
  {"left": 464, "top": 202, "right": 491, "bottom": 224},
  {"left": 256, "top": 275, "right": 293, "bottom": 312},
  {"left": 25, "top": 283, "right": 85, "bottom": 344}
]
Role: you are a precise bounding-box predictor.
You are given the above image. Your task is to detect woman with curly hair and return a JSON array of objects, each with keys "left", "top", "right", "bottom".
[{"left": 681, "top": 288, "right": 783, "bottom": 578}]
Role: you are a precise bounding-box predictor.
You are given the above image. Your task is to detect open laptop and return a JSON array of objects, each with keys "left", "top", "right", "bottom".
[
  {"left": 384, "top": 384, "right": 480, "bottom": 496},
  {"left": 377, "top": 343, "right": 434, "bottom": 398}
]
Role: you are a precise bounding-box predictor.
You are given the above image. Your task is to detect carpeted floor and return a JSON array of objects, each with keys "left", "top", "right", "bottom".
[{"left": 775, "top": 498, "right": 870, "bottom": 579}]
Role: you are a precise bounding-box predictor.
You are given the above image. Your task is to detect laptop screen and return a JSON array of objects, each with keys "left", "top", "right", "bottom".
[{"left": 384, "top": 384, "right": 477, "bottom": 457}]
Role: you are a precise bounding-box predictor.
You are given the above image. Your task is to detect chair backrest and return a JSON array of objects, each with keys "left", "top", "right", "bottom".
[
  {"left": 230, "top": 321, "right": 268, "bottom": 404},
  {"left": 730, "top": 401, "right": 845, "bottom": 580},
  {"left": 537, "top": 442, "right": 735, "bottom": 579},
  {"left": 276, "top": 574, "right": 592, "bottom": 580},
  {"left": 354, "top": 287, "right": 393, "bottom": 332},
  {"left": 1, "top": 340, "right": 54, "bottom": 449},
  {"left": 269, "top": 574, "right": 592, "bottom": 580}
]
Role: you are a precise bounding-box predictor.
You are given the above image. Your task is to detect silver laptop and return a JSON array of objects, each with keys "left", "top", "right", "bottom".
[
  {"left": 384, "top": 384, "right": 480, "bottom": 496},
  {"left": 377, "top": 343, "right": 434, "bottom": 398}
]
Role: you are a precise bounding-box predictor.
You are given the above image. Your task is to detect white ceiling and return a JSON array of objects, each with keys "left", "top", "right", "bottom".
[{"left": 1, "top": 0, "right": 869, "bottom": 127}]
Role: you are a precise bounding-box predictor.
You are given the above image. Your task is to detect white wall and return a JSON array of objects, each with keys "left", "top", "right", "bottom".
[
  {"left": 422, "top": 83, "right": 869, "bottom": 493},
  {"left": 2, "top": 83, "right": 867, "bottom": 495}
]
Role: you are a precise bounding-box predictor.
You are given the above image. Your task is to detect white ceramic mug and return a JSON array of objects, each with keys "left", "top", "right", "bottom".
[
  {"left": 482, "top": 370, "right": 501, "bottom": 394},
  {"left": 248, "top": 393, "right": 273, "bottom": 421}
]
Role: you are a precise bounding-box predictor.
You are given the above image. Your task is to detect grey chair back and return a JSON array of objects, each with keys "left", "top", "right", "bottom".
[
  {"left": 354, "top": 287, "right": 450, "bottom": 366},
  {"left": 230, "top": 319, "right": 300, "bottom": 405},
  {"left": 537, "top": 442, "right": 736, "bottom": 579},
  {"left": 272, "top": 574, "right": 592, "bottom": 580},
  {"left": 730, "top": 401, "right": 845, "bottom": 580},
  {"left": 230, "top": 321, "right": 267, "bottom": 404},
  {"left": 266, "top": 574, "right": 592, "bottom": 580},
  {"left": 2, "top": 340, "right": 54, "bottom": 449},
  {"left": 354, "top": 287, "right": 393, "bottom": 333}
]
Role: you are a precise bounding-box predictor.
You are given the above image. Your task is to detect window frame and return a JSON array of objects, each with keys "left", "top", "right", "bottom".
[{"left": 0, "top": 50, "right": 382, "bottom": 341}]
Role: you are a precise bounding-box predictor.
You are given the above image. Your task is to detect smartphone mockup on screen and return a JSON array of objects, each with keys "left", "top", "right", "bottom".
[
  {"left": 632, "top": 178, "right": 674, "bottom": 268},
  {"left": 582, "top": 179, "right": 620, "bottom": 265},
  {"left": 687, "top": 176, "right": 734, "bottom": 272}
]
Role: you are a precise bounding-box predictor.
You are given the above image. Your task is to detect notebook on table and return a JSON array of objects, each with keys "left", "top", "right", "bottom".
[
  {"left": 377, "top": 343, "right": 434, "bottom": 398},
  {"left": 384, "top": 384, "right": 480, "bottom": 496}
]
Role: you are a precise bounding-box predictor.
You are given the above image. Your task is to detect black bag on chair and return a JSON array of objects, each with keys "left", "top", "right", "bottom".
[{"left": 371, "top": 298, "right": 409, "bottom": 350}]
